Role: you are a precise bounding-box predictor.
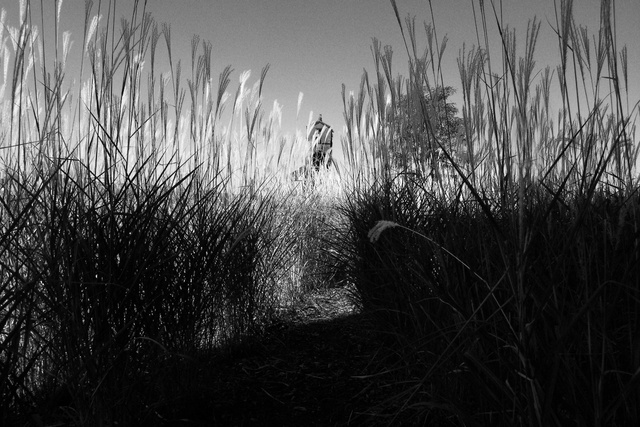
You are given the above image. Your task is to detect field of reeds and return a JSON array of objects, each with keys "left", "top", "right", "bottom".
[
  {"left": 334, "top": 0, "right": 640, "bottom": 425},
  {"left": 0, "top": 1, "right": 343, "bottom": 424},
  {"left": 1, "top": 0, "right": 639, "bottom": 425}
]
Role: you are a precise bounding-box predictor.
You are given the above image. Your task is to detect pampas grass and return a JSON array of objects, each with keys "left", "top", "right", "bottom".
[
  {"left": 2, "top": 0, "right": 639, "bottom": 425},
  {"left": 0, "top": 1, "right": 332, "bottom": 424},
  {"left": 331, "top": 0, "right": 640, "bottom": 425}
]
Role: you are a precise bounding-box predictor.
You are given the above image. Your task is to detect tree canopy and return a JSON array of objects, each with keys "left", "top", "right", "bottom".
[{"left": 387, "top": 85, "right": 464, "bottom": 171}]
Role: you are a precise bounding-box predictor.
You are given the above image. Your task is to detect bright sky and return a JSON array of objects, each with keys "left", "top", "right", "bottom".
[{"left": 3, "top": 0, "right": 640, "bottom": 138}]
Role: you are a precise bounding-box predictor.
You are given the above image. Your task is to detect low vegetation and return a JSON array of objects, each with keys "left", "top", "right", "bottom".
[
  {"left": 334, "top": 0, "right": 640, "bottom": 424},
  {"left": 1, "top": 0, "right": 638, "bottom": 425}
]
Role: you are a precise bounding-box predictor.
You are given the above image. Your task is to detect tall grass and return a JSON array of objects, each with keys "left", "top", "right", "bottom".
[
  {"left": 335, "top": 0, "right": 640, "bottom": 425},
  {"left": 0, "top": 0, "right": 335, "bottom": 424},
  {"left": 4, "top": 0, "right": 638, "bottom": 424}
]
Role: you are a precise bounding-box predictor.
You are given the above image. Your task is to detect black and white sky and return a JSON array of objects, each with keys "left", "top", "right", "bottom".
[{"left": 2, "top": 0, "right": 639, "bottom": 137}]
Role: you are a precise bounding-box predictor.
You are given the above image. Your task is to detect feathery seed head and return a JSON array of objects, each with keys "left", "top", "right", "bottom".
[
  {"left": 85, "top": 15, "right": 100, "bottom": 51},
  {"left": 297, "top": 91, "right": 303, "bottom": 119},
  {"left": 368, "top": 220, "right": 399, "bottom": 243}
]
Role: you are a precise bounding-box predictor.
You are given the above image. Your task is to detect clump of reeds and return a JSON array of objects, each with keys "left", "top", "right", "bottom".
[
  {"left": 0, "top": 0, "right": 313, "bottom": 424},
  {"left": 333, "top": 0, "right": 640, "bottom": 425}
]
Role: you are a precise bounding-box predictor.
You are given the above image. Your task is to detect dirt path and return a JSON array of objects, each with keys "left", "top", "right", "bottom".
[{"left": 155, "top": 287, "right": 406, "bottom": 426}]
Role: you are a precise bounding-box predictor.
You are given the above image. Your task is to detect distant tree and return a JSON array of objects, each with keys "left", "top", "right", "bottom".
[{"left": 388, "top": 85, "right": 464, "bottom": 171}]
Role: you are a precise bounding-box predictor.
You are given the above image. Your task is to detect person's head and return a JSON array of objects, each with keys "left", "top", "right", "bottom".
[{"left": 318, "top": 114, "right": 323, "bottom": 122}]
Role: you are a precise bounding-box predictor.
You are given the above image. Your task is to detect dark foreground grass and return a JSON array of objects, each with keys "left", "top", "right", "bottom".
[
  {"left": 333, "top": 176, "right": 640, "bottom": 426},
  {"left": 330, "top": 0, "right": 640, "bottom": 423},
  {"left": 0, "top": 158, "right": 307, "bottom": 425},
  {"left": 3, "top": 0, "right": 640, "bottom": 425}
]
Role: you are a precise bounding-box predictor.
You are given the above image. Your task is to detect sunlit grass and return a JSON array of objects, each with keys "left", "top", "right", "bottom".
[
  {"left": 1, "top": 0, "right": 639, "bottom": 425},
  {"left": 0, "top": 1, "right": 341, "bottom": 424}
]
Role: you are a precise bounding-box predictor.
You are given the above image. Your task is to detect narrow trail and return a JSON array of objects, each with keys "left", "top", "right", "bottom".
[{"left": 155, "top": 287, "right": 408, "bottom": 426}]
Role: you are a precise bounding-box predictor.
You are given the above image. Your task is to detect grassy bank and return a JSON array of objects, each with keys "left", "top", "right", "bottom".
[
  {"left": 333, "top": 0, "right": 639, "bottom": 424},
  {"left": 1, "top": 0, "right": 639, "bottom": 425},
  {"left": 0, "top": 1, "right": 341, "bottom": 424}
]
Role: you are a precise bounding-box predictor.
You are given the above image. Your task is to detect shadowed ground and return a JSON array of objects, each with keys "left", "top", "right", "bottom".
[{"left": 148, "top": 287, "right": 413, "bottom": 427}]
